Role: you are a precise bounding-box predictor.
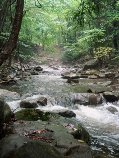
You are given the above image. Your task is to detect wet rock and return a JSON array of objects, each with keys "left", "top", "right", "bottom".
[
  {"left": 37, "top": 97, "right": 47, "bottom": 106},
  {"left": 15, "top": 109, "right": 51, "bottom": 121},
  {"left": 34, "top": 66, "right": 43, "bottom": 72},
  {"left": 59, "top": 110, "right": 76, "bottom": 118},
  {"left": 0, "top": 134, "right": 63, "bottom": 158},
  {"left": 20, "top": 100, "right": 38, "bottom": 108},
  {"left": 61, "top": 72, "right": 79, "bottom": 80},
  {"left": 103, "top": 92, "right": 119, "bottom": 102},
  {"left": 107, "top": 106, "right": 118, "bottom": 114},
  {"left": 70, "top": 127, "right": 90, "bottom": 144},
  {"left": 72, "top": 93, "right": 102, "bottom": 106}
]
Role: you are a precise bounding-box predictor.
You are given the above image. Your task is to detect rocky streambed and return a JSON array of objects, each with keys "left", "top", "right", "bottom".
[{"left": 0, "top": 63, "right": 119, "bottom": 158}]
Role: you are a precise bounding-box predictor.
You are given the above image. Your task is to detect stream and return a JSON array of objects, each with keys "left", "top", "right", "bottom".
[{"left": 4, "top": 65, "right": 119, "bottom": 158}]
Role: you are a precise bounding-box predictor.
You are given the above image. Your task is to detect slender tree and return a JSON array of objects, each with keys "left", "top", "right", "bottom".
[{"left": 0, "top": 0, "right": 24, "bottom": 66}]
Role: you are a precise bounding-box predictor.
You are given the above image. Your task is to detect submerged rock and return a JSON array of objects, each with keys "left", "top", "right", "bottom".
[{"left": 107, "top": 106, "right": 118, "bottom": 114}]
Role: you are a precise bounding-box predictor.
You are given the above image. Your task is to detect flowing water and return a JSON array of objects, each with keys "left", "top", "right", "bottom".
[{"left": 5, "top": 65, "right": 119, "bottom": 158}]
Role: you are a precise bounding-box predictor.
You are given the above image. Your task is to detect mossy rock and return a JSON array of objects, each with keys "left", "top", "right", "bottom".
[{"left": 15, "top": 109, "right": 53, "bottom": 121}]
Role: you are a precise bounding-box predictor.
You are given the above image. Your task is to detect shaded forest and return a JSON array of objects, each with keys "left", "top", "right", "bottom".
[{"left": 0, "top": 0, "right": 119, "bottom": 66}]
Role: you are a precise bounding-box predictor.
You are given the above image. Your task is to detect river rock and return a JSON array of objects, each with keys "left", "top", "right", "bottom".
[
  {"left": 34, "top": 66, "right": 43, "bottom": 72},
  {"left": 59, "top": 110, "right": 76, "bottom": 118},
  {"left": 70, "top": 127, "right": 90, "bottom": 144},
  {"left": 20, "top": 100, "right": 38, "bottom": 108},
  {"left": 15, "top": 109, "right": 51, "bottom": 121},
  {"left": 61, "top": 72, "right": 79, "bottom": 80},
  {"left": 103, "top": 92, "right": 119, "bottom": 102},
  {"left": 0, "top": 134, "right": 63, "bottom": 158},
  {"left": 107, "top": 106, "right": 118, "bottom": 114},
  {"left": 72, "top": 93, "right": 102, "bottom": 106},
  {"left": 37, "top": 97, "right": 47, "bottom": 106}
]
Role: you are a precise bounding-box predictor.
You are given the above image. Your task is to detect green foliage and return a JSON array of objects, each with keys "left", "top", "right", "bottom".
[
  {"left": 61, "top": 0, "right": 119, "bottom": 62},
  {"left": 62, "top": 43, "right": 85, "bottom": 62},
  {"left": 94, "top": 47, "right": 114, "bottom": 65}
]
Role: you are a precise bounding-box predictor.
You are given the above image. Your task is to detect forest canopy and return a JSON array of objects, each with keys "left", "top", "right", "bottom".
[{"left": 0, "top": 0, "right": 119, "bottom": 65}]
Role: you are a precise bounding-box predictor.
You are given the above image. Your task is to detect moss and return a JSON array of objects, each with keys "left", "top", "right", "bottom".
[{"left": 15, "top": 109, "right": 53, "bottom": 121}]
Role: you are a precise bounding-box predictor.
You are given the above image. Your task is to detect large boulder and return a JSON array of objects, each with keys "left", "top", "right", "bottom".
[
  {"left": 0, "top": 134, "right": 63, "bottom": 158},
  {"left": 13, "top": 116, "right": 92, "bottom": 158}
]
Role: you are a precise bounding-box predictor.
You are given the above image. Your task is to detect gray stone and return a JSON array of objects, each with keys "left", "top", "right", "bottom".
[
  {"left": 107, "top": 106, "right": 118, "bottom": 114},
  {"left": 20, "top": 100, "right": 38, "bottom": 108},
  {"left": 37, "top": 97, "right": 47, "bottom": 106}
]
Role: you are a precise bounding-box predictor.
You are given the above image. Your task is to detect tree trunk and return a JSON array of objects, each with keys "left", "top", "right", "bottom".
[{"left": 0, "top": 0, "right": 24, "bottom": 66}]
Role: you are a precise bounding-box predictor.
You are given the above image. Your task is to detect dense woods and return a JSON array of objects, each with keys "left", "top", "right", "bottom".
[{"left": 0, "top": 0, "right": 119, "bottom": 65}]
